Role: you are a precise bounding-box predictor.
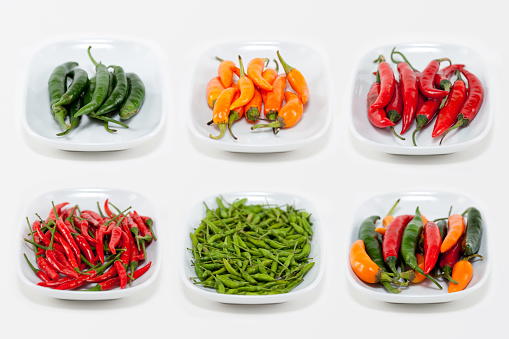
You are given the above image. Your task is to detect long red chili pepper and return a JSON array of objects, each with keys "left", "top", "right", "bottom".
[
  {"left": 411, "top": 97, "right": 441, "bottom": 146},
  {"left": 96, "top": 224, "right": 107, "bottom": 264},
  {"left": 435, "top": 64, "right": 465, "bottom": 108},
  {"left": 109, "top": 225, "right": 123, "bottom": 254},
  {"left": 432, "top": 70, "right": 467, "bottom": 139},
  {"left": 75, "top": 234, "right": 96, "bottom": 266},
  {"left": 54, "top": 232, "right": 80, "bottom": 272},
  {"left": 24, "top": 254, "right": 51, "bottom": 282},
  {"left": 55, "top": 271, "right": 98, "bottom": 290},
  {"left": 104, "top": 199, "right": 116, "bottom": 218},
  {"left": 383, "top": 80, "right": 405, "bottom": 140},
  {"left": 37, "top": 256, "right": 59, "bottom": 280},
  {"left": 419, "top": 57, "right": 452, "bottom": 99},
  {"left": 367, "top": 81, "right": 395, "bottom": 128},
  {"left": 371, "top": 55, "right": 395, "bottom": 109},
  {"left": 382, "top": 214, "right": 413, "bottom": 276},
  {"left": 114, "top": 260, "right": 128, "bottom": 289},
  {"left": 47, "top": 202, "right": 69, "bottom": 222},
  {"left": 397, "top": 62, "right": 418, "bottom": 134},
  {"left": 439, "top": 234, "right": 463, "bottom": 284},
  {"left": 79, "top": 219, "right": 97, "bottom": 245},
  {"left": 423, "top": 221, "right": 442, "bottom": 274},
  {"left": 56, "top": 219, "right": 81, "bottom": 266},
  {"left": 81, "top": 212, "right": 100, "bottom": 227},
  {"left": 85, "top": 262, "right": 152, "bottom": 291},
  {"left": 37, "top": 276, "right": 74, "bottom": 288},
  {"left": 439, "top": 67, "right": 485, "bottom": 144}
]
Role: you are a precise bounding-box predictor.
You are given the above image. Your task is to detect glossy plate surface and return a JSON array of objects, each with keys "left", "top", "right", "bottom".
[
  {"left": 349, "top": 43, "right": 492, "bottom": 155},
  {"left": 18, "top": 188, "right": 161, "bottom": 300},
  {"left": 181, "top": 191, "right": 324, "bottom": 304},
  {"left": 21, "top": 38, "right": 166, "bottom": 151},
  {"left": 188, "top": 41, "right": 332, "bottom": 153},
  {"left": 347, "top": 191, "right": 489, "bottom": 303}
]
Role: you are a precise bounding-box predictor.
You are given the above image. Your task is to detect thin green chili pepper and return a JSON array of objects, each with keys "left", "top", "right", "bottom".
[
  {"left": 119, "top": 72, "right": 145, "bottom": 120},
  {"left": 52, "top": 68, "right": 89, "bottom": 109},
  {"left": 74, "top": 46, "right": 110, "bottom": 118},
  {"left": 48, "top": 61, "right": 78, "bottom": 130},
  {"left": 96, "top": 65, "right": 128, "bottom": 116},
  {"left": 57, "top": 92, "right": 84, "bottom": 136},
  {"left": 401, "top": 207, "right": 442, "bottom": 289}
]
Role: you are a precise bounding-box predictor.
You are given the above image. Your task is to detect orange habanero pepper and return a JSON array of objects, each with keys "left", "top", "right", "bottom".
[
  {"left": 230, "top": 55, "right": 255, "bottom": 111},
  {"left": 247, "top": 57, "right": 273, "bottom": 91},
  {"left": 277, "top": 51, "right": 309, "bottom": 104},
  {"left": 252, "top": 91, "right": 302, "bottom": 134},
  {"left": 441, "top": 214, "right": 465, "bottom": 253},
  {"left": 210, "top": 87, "right": 238, "bottom": 140},
  {"left": 206, "top": 76, "right": 225, "bottom": 109}
]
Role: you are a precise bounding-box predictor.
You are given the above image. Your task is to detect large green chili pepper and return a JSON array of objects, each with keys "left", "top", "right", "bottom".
[
  {"left": 52, "top": 68, "right": 89, "bottom": 109},
  {"left": 401, "top": 207, "right": 442, "bottom": 289},
  {"left": 462, "top": 207, "right": 483, "bottom": 256},
  {"left": 119, "top": 72, "right": 145, "bottom": 120},
  {"left": 96, "top": 65, "right": 128, "bottom": 116},
  {"left": 74, "top": 46, "right": 110, "bottom": 118},
  {"left": 48, "top": 61, "right": 78, "bottom": 129}
]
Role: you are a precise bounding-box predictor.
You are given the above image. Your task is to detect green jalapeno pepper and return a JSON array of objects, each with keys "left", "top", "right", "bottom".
[
  {"left": 119, "top": 72, "right": 145, "bottom": 120},
  {"left": 48, "top": 61, "right": 78, "bottom": 130},
  {"left": 401, "top": 207, "right": 442, "bottom": 289},
  {"left": 462, "top": 207, "right": 483, "bottom": 256}
]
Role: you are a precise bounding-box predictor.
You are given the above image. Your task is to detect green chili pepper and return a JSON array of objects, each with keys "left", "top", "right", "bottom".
[
  {"left": 401, "top": 207, "right": 442, "bottom": 289},
  {"left": 96, "top": 65, "right": 128, "bottom": 116},
  {"left": 48, "top": 61, "right": 78, "bottom": 130},
  {"left": 461, "top": 207, "right": 483, "bottom": 256},
  {"left": 83, "top": 75, "right": 96, "bottom": 105},
  {"left": 74, "top": 46, "right": 110, "bottom": 118},
  {"left": 56, "top": 92, "right": 83, "bottom": 136},
  {"left": 119, "top": 72, "right": 145, "bottom": 120},
  {"left": 52, "top": 68, "right": 89, "bottom": 109}
]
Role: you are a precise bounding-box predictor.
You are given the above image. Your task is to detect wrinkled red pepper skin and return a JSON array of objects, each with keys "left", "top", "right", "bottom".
[{"left": 424, "top": 221, "right": 442, "bottom": 274}]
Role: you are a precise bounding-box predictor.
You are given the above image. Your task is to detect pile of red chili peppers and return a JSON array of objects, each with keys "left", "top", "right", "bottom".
[
  {"left": 23, "top": 200, "right": 155, "bottom": 291},
  {"left": 206, "top": 51, "right": 309, "bottom": 139},
  {"left": 350, "top": 200, "right": 484, "bottom": 294},
  {"left": 366, "top": 47, "right": 484, "bottom": 146}
]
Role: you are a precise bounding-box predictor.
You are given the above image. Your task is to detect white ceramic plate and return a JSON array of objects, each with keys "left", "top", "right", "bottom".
[
  {"left": 188, "top": 41, "right": 332, "bottom": 153},
  {"left": 18, "top": 188, "right": 161, "bottom": 300},
  {"left": 349, "top": 43, "right": 492, "bottom": 155},
  {"left": 21, "top": 38, "right": 166, "bottom": 151},
  {"left": 181, "top": 191, "right": 324, "bottom": 304},
  {"left": 346, "top": 191, "right": 489, "bottom": 303}
]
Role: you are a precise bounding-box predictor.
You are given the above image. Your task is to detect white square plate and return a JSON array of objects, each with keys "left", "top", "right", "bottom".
[
  {"left": 347, "top": 191, "right": 489, "bottom": 303},
  {"left": 349, "top": 43, "right": 492, "bottom": 155},
  {"left": 181, "top": 191, "right": 324, "bottom": 304},
  {"left": 18, "top": 188, "right": 161, "bottom": 300},
  {"left": 187, "top": 41, "right": 332, "bottom": 153},
  {"left": 21, "top": 38, "right": 166, "bottom": 151}
]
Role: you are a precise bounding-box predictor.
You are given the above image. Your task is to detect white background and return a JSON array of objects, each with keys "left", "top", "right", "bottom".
[{"left": 2, "top": 0, "right": 505, "bottom": 338}]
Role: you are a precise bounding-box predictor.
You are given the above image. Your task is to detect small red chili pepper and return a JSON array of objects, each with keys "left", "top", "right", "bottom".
[
  {"left": 46, "top": 249, "right": 79, "bottom": 278},
  {"left": 439, "top": 234, "right": 463, "bottom": 284},
  {"left": 419, "top": 57, "right": 452, "bottom": 99},
  {"left": 104, "top": 199, "right": 116, "bottom": 218},
  {"left": 54, "top": 232, "right": 80, "bottom": 272},
  {"left": 81, "top": 212, "right": 100, "bottom": 227},
  {"left": 371, "top": 55, "right": 395, "bottom": 109},
  {"left": 56, "top": 219, "right": 81, "bottom": 266},
  {"left": 75, "top": 234, "right": 96, "bottom": 266},
  {"left": 24, "top": 254, "right": 51, "bottom": 282},
  {"left": 114, "top": 260, "right": 128, "bottom": 289},
  {"left": 432, "top": 70, "right": 467, "bottom": 139},
  {"left": 37, "top": 276, "right": 74, "bottom": 288},
  {"left": 423, "top": 221, "right": 442, "bottom": 274},
  {"left": 47, "top": 202, "right": 69, "bottom": 222},
  {"left": 439, "top": 67, "right": 485, "bottom": 144},
  {"left": 366, "top": 81, "right": 395, "bottom": 128},
  {"left": 55, "top": 271, "right": 98, "bottom": 290},
  {"left": 85, "top": 262, "right": 152, "bottom": 291},
  {"left": 140, "top": 216, "right": 157, "bottom": 241},
  {"left": 109, "top": 225, "right": 123, "bottom": 254},
  {"left": 411, "top": 97, "right": 441, "bottom": 146},
  {"left": 96, "top": 224, "right": 107, "bottom": 264},
  {"left": 79, "top": 219, "right": 97, "bottom": 245},
  {"left": 382, "top": 214, "right": 413, "bottom": 276},
  {"left": 37, "top": 255, "right": 59, "bottom": 280}
]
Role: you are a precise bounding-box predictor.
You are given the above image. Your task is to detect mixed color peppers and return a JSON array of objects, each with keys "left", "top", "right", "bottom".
[
  {"left": 366, "top": 47, "right": 484, "bottom": 146},
  {"left": 206, "top": 51, "right": 309, "bottom": 139},
  {"left": 23, "top": 199, "right": 156, "bottom": 291},
  {"left": 350, "top": 199, "right": 484, "bottom": 294},
  {"left": 48, "top": 46, "right": 146, "bottom": 136}
]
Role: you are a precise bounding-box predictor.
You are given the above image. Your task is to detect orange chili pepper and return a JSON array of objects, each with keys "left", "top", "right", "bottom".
[
  {"left": 206, "top": 76, "right": 225, "bottom": 108},
  {"left": 230, "top": 56, "right": 255, "bottom": 111},
  {"left": 245, "top": 87, "right": 262, "bottom": 122},
  {"left": 448, "top": 254, "right": 483, "bottom": 293},
  {"left": 247, "top": 57, "right": 273, "bottom": 91},
  {"left": 277, "top": 50, "right": 309, "bottom": 104},
  {"left": 441, "top": 214, "right": 465, "bottom": 253},
  {"left": 260, "top": 59, "right": 279, "bottom": 100},
  {"left": 216, "top": 57, "right": 239, "bottom": 88},
  {"left": 263, "top": 74, "right": 286, "bottom": 121},
  {"left": 349, "top": 239, "right": 394, "bottom": 284},
  {"left": 411, "top": 253, "right": 426, "bottom": 283},
  {"left": 252, "top": 91, "right": 302, "bottom": 134},
  {"left": 375, "top": 228, "right": 386, "bottom": 237},
  {"left": 228, "top": 91, "right": 245, "bottom": 140},
  {"left": 210, "top": 87, "right": 238, "bottom": 139}
]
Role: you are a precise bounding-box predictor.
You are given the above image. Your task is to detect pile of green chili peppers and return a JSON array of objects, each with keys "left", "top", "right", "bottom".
[
  {"left": 48, "top": 46, "right": 146, "bottom": 136},
  {"left": 189, "top": 197, "right": 315, "bottom": 295}
]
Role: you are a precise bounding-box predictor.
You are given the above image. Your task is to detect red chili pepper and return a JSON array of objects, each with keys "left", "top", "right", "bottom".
[
  {"left": 371, "top": 55, "right": 395, "bottom": 109},
  {"left": 119, "top": 230, "right": 131, "bottom": 266},
  {"left": 24, "top": 254, "right": 51, "bottom": 282},
  {"left": 55, "top": 271, "right": 98, "bottom": 290},
  {"left": 47, "top": 202, "right": 69, "bottom": 222},
  {"left": 434, "top": 64, "right": 465, "bottom": 90},
  {"left": 81, "top": 212, "right": 100, "bottom": 227},
  {"left": 367, "top": 81, "right": 395, "bottom": 128},
  {"left": 439, "top": 67, "right": 485, "bottom": 144},
  {"left": 140, "top": 215, "right": 157, "bottom": 241},
  {"left": 46, "top": 249, "right": 79, "bottom": 278},
  {"left": 85, "top": 262, "right": 152, "bottom": 291},
  {"left": 75, "top": 234, "right": 96, "bottom": 266},
  {"left": 54, "top": 232, "right": 80, "bottom": 272},
  {"left": 439, "top": 234, "right": 463, "bottom": 284},
  {"left": 37, "top": 255, "right": 59, "bottom": 280},
  {"left": 423, "top": 221, "right": 442, "bottom": 274},
  {"left": 109, "top": 225, "right": 122, "bottom": 254},
  {"left": 411, "top": 97, "right": 441, "bottom": 146},
  {"left": 82, "top": 210, "right": 104, "bottom": 224},
  {"left": 114, "top": 260, "right": 128, "bottom": 289},
  {"left": 397, "top": 62, "right": 418, "bottom": 134},
  {"left": 384, "top": 80, "right": 405, "bottom": 140},
  {"left": 79, "top": 219, "right": 97, "bottom": 245},
  {"left": 96, "top": 224, "right": 107, "bottom": 264},
  {"left": 382, "top": 214, "right": 413, "bottom": 276},
  {"left": 104, "top": 199, "right": 116, "bottom": 218},
  {"left": 56, "top": 219, "right": 81, "bottom": 266},
  {"left": 419, "top": 58, "right": 452, "bottom": 99},
  {"left": 37, "top": 276, "right": 74, "bottom": 288},
  {"left": 432, "top": 71, "right": 467, "bottom": 139}
]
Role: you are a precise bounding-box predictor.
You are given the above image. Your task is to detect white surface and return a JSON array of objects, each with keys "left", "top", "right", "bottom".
[
  {"left": 2, "top": 1, "right": 506, "bottom": 339},
  {"left": 181, "top": 191, "right": 324, "bottom": 304},
  {"left": 188, "top": 41, "right": 332, "bottom": 153},
  {"left": 346, "top": 191, "right": 489, "bottom": 303},
  {"left": 349, "top": 43, "right": 492, "bottom": 155},
  {"left": 17, "top": 188, "right": 161, "bottom": 300},
  {"left": 21, "top": 37, "right": 166, "bottom": 151}
]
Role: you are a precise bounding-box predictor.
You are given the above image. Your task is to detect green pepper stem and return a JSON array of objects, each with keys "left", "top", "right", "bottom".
[
  {"left": 277, "top": 50, "right": 294, "bottom": 76},
  {"left": 210, "top": 123, "right": 227, "bottom": 139},
  {"left": 390, "top": 47, "right": 417, "bottom": 71},
  {"left": 88, "top": 46, "right": 100, "bottom": 67}
]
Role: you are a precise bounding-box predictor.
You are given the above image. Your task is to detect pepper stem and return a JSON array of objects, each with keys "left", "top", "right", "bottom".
[
  {"left": 390, "top": 47, "right": 417, "bottom": 71},
  {"left": 439, "top": 121, "right": 461, "bottom": 145},
  {"left": 412, "top": 126, "right": 421, "bottom": 146},
  {"left": 238, "top": 55, "right": 246, "bottom": 78},
  {"left": 228, "top": 112, "right": 240, "bottom": 140},
  {"left": 277, "top": 50, "right": 294, "bottom": 75},
  {"left": 209, "top": 123, "right": 227, "bottom": 139},
  {"left": 87, "top": 46, "right": 100, "bottom": 67},
  {"left": 391, "top": 126, "right": 405, "bottom": 140},
  {"left": 251, "top": 121, "right": 282, "bottom": 130}
]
